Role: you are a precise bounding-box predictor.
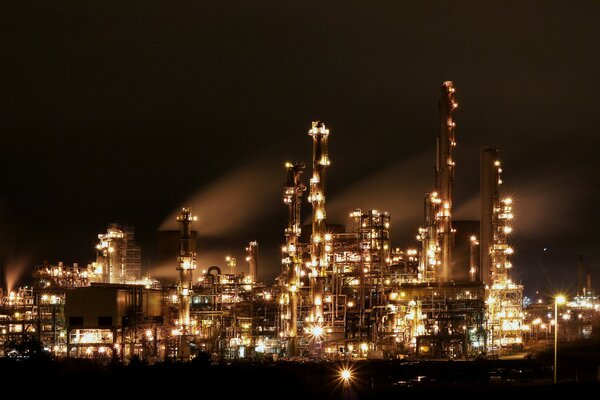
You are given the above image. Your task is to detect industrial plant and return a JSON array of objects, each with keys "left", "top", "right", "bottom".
[{"left": 1, "top": 82, "right": 597, "bottom": 363}]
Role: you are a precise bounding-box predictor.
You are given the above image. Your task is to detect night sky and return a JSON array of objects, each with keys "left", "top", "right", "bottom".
[{"left": 2, "top": 1, "right": 599, "bottom": 297}]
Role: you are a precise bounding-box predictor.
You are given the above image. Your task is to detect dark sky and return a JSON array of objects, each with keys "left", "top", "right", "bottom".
[{"left": 2, "top": 1, "right": 599, "bottom": 297}]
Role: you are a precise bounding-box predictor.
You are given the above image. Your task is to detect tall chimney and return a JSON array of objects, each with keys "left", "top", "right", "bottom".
[
  {"left": 578, "top": 254, "right": 584, "bottom": 295},
  {"left": 480, "top": 147, "right": 498, "bottom": 286},
  {"left": 436, "top": 81, "right": 457, "bottom": 282}
]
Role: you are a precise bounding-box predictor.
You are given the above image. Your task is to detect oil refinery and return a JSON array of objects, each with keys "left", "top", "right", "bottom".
[{"left": 0, "top": 81, "right": 597, "bottom": 364}]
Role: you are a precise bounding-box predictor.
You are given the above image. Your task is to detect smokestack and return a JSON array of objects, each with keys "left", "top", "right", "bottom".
[
  {"left": 586, "top": 265, "right": 592, "bottom": 295},
  {"left": 480, "top": 146, "right": 498, "bottom": 286},
  {"left": 282, "top": 161, "right": 306, "bottom": 356},
  {"left": 436, "top": 81, "right": 457, "bottom": 282},
  {"left": 0, "top": 255, "right": 5, "bottom": 291},
  {"left": 246, "top": 241, "right": 258, "bottom": 282},
  {"left": 176, "top": 208, "right": 196, "bottom": 331},
  {"left": 469, "top": 235, "right": 479, "bottom": 282},
  {"left": 578, "top": 254, "right": 584, "bottom": 295}
]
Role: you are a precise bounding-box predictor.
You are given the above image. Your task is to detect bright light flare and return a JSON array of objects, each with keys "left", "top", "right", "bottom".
[
  {"left": 336, "top": 364, "right": 356, "bottom": 387},
  {"left": 312, "top": 326, "right": 324, "bottom": 337},
  {"left": 341, "top": 369, "right": 351, "bottom": 381}
]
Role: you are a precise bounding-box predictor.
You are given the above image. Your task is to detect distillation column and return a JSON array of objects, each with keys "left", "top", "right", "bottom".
[
  {"left": 282, "top": 162, "right": 306, "bottom": 356},
  {"left": 176, "top": 208, "right": 197, "bottom": 357},
  {"left": 246, "top": 241, "right": 258, "bottom": 283},
  {"left": 435, "top": 81, "right": 458, "bottom": 282},
  {"left": 469, "top": 235, "right": 479, "bottom": 282},
  {"left": 308, "top": 121, "right": 330, "bottom": 342},
  {"left": 480, "top": 147, "right": 499, "bottom": 286},
  {"left": 482, "top": 152, "right": 523, "bottom": 351}
]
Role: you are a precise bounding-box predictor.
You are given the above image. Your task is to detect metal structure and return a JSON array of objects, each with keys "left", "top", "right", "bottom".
[
  {"left": 436, "top": 81, "right": 457, "bottom": 282},
  {"left": 246, "top": 241, "right": 258, "bottom": 283},
  {"left": 418, "top": 81, "right": 457, "bottom": 283},
  {"left": 481, "top": 152, "right": 524, "bottom": 352},
  {"left": 95, "top": 224, "right": 141, "bottom": 284},
  {"left": 281, "top": 161, "right": 306, "bottom": 356},
  {"left": 176, "top": 208, "right": 196, "bottom": 359},
  {"left": 308, "top": 121, "right": 330, "bottom": 355}
]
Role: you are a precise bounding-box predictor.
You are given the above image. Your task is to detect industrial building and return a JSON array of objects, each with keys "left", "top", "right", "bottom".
[{"left": 2, "top": 81, "right": 574, "bottom": 362}]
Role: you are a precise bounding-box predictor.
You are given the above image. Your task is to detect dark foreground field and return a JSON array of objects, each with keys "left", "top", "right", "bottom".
[{"left": 1, "top": 353, "right": 599, "bottom": 399}]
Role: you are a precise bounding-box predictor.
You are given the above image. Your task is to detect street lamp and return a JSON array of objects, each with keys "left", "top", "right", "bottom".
[{"left": 554, "top": 294, "right": 567, "bottom": 384}]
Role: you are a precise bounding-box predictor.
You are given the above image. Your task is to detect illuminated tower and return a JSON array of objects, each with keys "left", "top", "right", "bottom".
[
  {"left": 308, "top": 121, "right": 331, "bottom": 339},
  {"left": 480, "top": 147, "right": 499, "bottom": 285},
  {"left": 246, "top": 241, "right": 258, "bottom": 283},
  {"left": 177, "top": 208, "right": 196, "bottom": 331},
  {"left": 418, "top": 81, "right": 457, "bottom": 283},
  {"left": 282, "top": 161, "right": 306, "bottom": 356},
  {"left": 482, "top": 153, "right": 523, "bottom": 352},
  {"left": 418, "top": 193, "right": 442, "bottom": 282},
  {"left": 469, "top": 235, "right": 479, "bottom": 282},
  {"left": 95, "top": 224, "right": 126, "bottom": 284},
  {"left": 436, "top": 81, "right": 457, "bottom": 282}
]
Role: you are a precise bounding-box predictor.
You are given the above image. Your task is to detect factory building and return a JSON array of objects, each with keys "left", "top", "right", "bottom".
[{"left": 65, "top": 283, "right": 165, "bottom": 360}]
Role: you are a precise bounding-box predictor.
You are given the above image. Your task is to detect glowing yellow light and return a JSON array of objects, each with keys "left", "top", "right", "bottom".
[
  {"left": 341, "top": 369, "right": 351, "bottom": 381},
  {"left": 360, "top": 342, "right": 368, "bottom": 352},
  {"left": 555, "top": 295, "right": 567, "bottom": 305},
  {"left": 313, "top": 326, "right": 324, "bottom": 337}
]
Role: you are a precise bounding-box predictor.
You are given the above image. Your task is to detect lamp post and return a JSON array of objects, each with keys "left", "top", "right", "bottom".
[{"left": 554, "top": 294, "right": 566, "bottom": 384}]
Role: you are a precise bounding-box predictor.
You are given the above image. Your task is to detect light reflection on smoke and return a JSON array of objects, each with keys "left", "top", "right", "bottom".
[
  {"left": 326, "top": 154, "right": 432, "bottom": 245},
  {"left": 159, "top": 160, "right": 282, "bottom": 236},
  {"left": 3, "top": 256, "right": 32, "bottom": 293}
]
